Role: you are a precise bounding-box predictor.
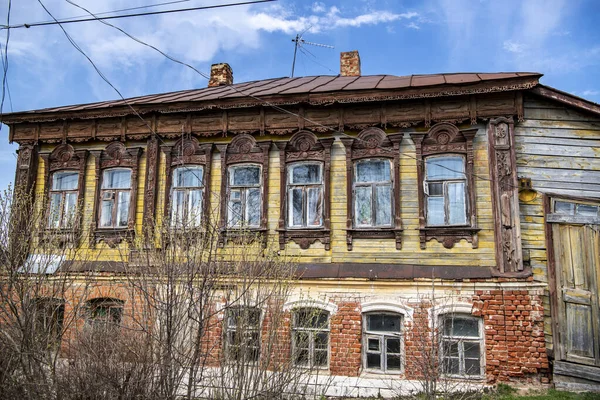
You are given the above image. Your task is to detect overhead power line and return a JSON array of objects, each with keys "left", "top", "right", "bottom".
[{"left": 1, "top": 0, "right": 275, "bottom": 30}]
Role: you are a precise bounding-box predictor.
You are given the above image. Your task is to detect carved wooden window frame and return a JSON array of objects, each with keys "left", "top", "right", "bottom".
[
  {"left": 91, "top": 142, "right": 142, "bottom": 248},
  {"left": 40, "top": 144, "right": 88, "bottom": 245},
  {"left": 340, "top": 127, "right": 403, "bottom": 251},
  {"left": 217, "top": 134, "right": 271, "bottom": 247},
  {"left": 162, "top": 138, "right": 213, "bottom": 232},
  {"left": 411, "top": 122, "right": 479, "bottom": 250},
  {"left": 276, "top": 131, "right": 334, "bottom": 251}
]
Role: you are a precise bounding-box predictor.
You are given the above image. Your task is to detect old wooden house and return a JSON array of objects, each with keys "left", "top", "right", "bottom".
[{"left": 2, "top": 50, "right": 599, "bottom": 394}]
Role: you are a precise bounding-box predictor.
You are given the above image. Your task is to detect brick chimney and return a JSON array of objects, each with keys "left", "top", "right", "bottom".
[
  {"left": 208, "top": 63, "right": 233, "bottom": 87},
  {"left": 340, "top": 50, "right": 361, "bottom": 77}
]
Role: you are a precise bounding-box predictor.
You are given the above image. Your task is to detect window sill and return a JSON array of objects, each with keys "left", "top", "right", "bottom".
[
  {"left": 346, "top": 228, "right": 403, "bottom": 251},
  {"left": 277, "top": 228, "right": 330, "bottom": 251},
  {"left": 93, "top": 228, "right": 135, "bottom": 248},
  {"left": 419, "top": 226, "right": 480, "bottom": 249}
]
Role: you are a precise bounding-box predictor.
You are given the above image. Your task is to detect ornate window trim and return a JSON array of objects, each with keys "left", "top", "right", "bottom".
[
  {"left": 91, "top": 141, "right": 142, "bottom": 248},
  {"left": 161, "top": 137, "right": 213, "bottom": 232},
  {"left": 276, "top": 131, "right": 334, "bottom": 250},
  {"left": 40, "top": 144, "right": 88, "bottom": 246},
  {"left": 410, "top": 123, "right": 480, "bottom": 250},
  {"left": 340, "top": 127, "right": 403, "bottom": 251},
  {"left": 217, "top": 134, "right": 271, "bottom": 247}
]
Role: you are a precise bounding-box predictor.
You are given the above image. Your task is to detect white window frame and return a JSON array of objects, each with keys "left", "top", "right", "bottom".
[
  {"left": 99, "top": 168, "right": 132, "bottom": 229},
  {"left": 439, "top": 313, "right": 485, "bottom": 378},
  {"left": 424, "top": 154, "right": 468, "bottom": 227},
  {"left": 170, "top": 165, "right": 205, "bottom": 228},
  {"left": 227, "top": 164, "right": 262, "bottom": 228},
  {"left": 292, "top": 307, "right": 330, "bottom": 369},
  {"left": 362, "top": 312, "right": 404, "bottom": 373},
  {"left": 287, "top": 161, "right": 324, "bottom": 229},
  {"left": 353, "top": 158, "right": 394, "bottom": 228},
  {"left": 47, "top": 170, "right": 79, "bottom": 229}
]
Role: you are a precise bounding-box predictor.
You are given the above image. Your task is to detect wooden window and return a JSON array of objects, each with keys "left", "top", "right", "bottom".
[
  {"left": 424, "top": 155, "right": 468, "bottom": 226},
  {"left": 276, "top": 131, "right": 334, "bottom": 250},
  {"left": 227, "top": 164, "right": 262, "bottom": 228},
  {"left": 354, "top": 159, "right": 393, "bottom": 228},
  {"left": 162, "top": 138, "right": 213, "bottom": 234},
  {"left": 340, "top": 127, "right": 403, "bottom": 250},
  {"left": 363, "top": 313, "right": 403, "bottom": 373},
  {"left": 411, "top": 122, "right": 479, "bottom": 250},
  {"left": 40, "top": 144, "right": 87, "bottom": 244},
  {"left": 440, "top": 314, "right": 484, "bottom": 377},
  {"left": 91, "top": 142, "right": 142, "bottom": 247},
  {"left": 86, "top": 298, "right": 123, "bottom": 330},
  {"left": 292, "top": 308, "right": 329, "bottom": 368},
  {"left": 100, "top": 168, "right": 132, "bottom": 228},
  {"left": 217, "top": 134, "right": 271, "bottom": 247},
  {"left": 287, "top": 162, "right": 324, "bottom": 228},
  {"left": 48, "top": 171, "right": 79, "bottom": 229},
  {"left": 171, "top": 166, "right": 204, "bottom": 228},
  {"left": 225, "top": 307, "right": 261, "bottom": 362}
]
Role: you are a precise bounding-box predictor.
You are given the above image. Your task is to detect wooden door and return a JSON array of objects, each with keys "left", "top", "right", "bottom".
[{"left": 551, "top": 223, "right": 600, "bottom": 366}]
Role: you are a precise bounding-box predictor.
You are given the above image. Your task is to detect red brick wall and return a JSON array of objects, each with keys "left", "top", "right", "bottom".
[{"left": 329, "top": 301, "right": 362, "bottom": 376}]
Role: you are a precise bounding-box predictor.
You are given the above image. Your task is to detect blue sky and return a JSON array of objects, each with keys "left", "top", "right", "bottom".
[{"left": 1, "top": 0, "right": 599, "bottom": 192}]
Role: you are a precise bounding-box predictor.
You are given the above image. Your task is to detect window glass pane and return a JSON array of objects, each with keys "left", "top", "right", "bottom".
[
  {"left": 231, "top": 165, "right": 260, "bottom": 186},
  {"left": 444, "top": 357, "right": 460, "bottom": 375},
  {"left": 246, "top": 188, "right": 261, "bottom": 226},
  {"left": 228, "top": 192, "right": 242, "bottom": 227},
  {"left": 445, "top": 317, "right": 479, "bottom": 337},
  {"left": 314, "top": 350, "right": 328, "bottom": 366},
  {"left": 307, "top": 187, "right": 323, "bottom": 227},
  {"left": 48, "top": 194, "right": 62, "bottom": 228},
  {"left": 387, "top": 354, "right": 401, "bottom": 370},
  {"left": 356, "top": 160, "right": 391, "bottom": 183},
  {"left": 171, "top": 190, "right": 185, "bottom": 226},
  {"left": 367, "top": 314, "right": 401, "bottom": 332},
  {"left": 100, "top": 199, "right": 113, "bottom": 227},
  {"left": 63, "top": 192, "right": 78, "bottom": 226},
  {"left": 188, "top": 190, "right": 203, "bottom": 226},
  {"left": 367, "top": 353, "right": 381, "bottom": 369},
  {"left": 425, "top": 156, "right": 465, "bottom": 180},
  {"left": 444, "top": 341, "right": 459, "bottom": 357},
  {"left": 375, "top": 185, "right": 392, "bottom": 226},
  {"left": 576, "top": 204, "right": 598, "bottom": 217},
  {"left": 295, "top": 349, "right": 309, "bottom": 366},
  {"left": 464, "top": 342, "right": 480, "bottom": 359},
  {"left": 117, "top": 191, "right": 130, "bottom": 227},
  {"left": 173, "top": 166, "right": 203, "bottom": 188},
  {"left": 315, "top": 332, "right": 328, "bottom": 349},
  {"left": 290, "top": 188, "right": 303, "bottom": 226},
  {"left": 355, "top": 186, "right": 372, "bottom": 226},
  {"left": 102, "top": 169, "right": 131, "bottom": 189},
  {"left": 368, "top": 338, "right": 380, "bottom": 351},
  {"left": 448, "top": 182, "right": 467, "bottom": 225},
  {"left": 427, "top": 197, "right": 444, "bottom": 226},
  {"left": 428, "top": 182, "right": 443, "bottom": 196},
  {"left": 52, "top": 171, "right": 79, "bottom": 190},
  {"left": 386, "top": 338, "right": 400, "bottom": 354},
  {"left": 465, "top": 358, "right": 481, "bottom": 376},
  {"left": 554, "top": 201, "right": 575, "bottom": 215},
  {"left": 295, "top": 309, "right": 328, "bottom": 328},
  {"left": 290, "top": 163, "right": 322, "bottom": 184}
]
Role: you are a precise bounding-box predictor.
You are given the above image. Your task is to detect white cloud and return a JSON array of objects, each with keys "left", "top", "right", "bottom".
[
  {"left": 503, "top": 40, "right": 526, "bottom": 54},
  {"left": 583, "top": 90, "right": 599, "bottom": 96},
  {"left": 406, "top": 22, "right": 420, "bottom": 30},
  {"left": 311, "top": 2, "right": 326, "bottom": 13}
]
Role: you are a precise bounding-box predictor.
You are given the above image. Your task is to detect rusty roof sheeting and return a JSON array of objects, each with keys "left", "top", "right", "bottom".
[{"left": 2, "top": 72, "right": 542, "bottom": 120}]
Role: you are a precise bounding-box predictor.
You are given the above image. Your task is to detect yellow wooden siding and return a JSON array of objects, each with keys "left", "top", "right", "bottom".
[{"left": 32, "top": 129, "right": 497, "bottom": 266}]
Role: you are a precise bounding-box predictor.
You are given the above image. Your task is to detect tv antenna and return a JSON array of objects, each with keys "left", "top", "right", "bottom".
[{"left": 291, "top": 28, "right": 334, "bottom": 78}]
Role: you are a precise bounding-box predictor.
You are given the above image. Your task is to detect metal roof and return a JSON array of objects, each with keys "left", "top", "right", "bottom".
[{"left": 5, "top": 72, "right": 541, "bottom": 117}]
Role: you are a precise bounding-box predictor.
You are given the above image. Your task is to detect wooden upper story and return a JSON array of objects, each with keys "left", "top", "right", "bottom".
[{"left": 4, "top": 62, "right": 600, "bottom": 280}]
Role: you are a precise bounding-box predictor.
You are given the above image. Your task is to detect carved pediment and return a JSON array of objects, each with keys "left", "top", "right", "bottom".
[
  {"left": 100, "top": 141, "right": 142, "bottom": 169},
  {"left": 46, "top": 144, "right": 87, "bottom": 172}
]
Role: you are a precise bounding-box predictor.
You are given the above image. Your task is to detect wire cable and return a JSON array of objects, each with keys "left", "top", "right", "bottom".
[
  {"left": 2, "top": 0, "right": 276, "bottom": 30},
  {"left": 0, "top": 0, "right": 12, "bottom": 128}
]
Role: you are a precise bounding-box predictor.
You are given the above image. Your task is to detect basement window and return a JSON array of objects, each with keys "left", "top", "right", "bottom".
[
  {"left": 440, "top": 314, "right": 484, "bottom": 377},
  {"left": 86, "top": 298, "right": 123, "bottom": 331},
  {"left": 363, "top": 312, "right": 403, "bottom": 373},
  {"left": 292, "top": 308, "right": 329, "bottom": 368},
  {"left": 225, "top": 307, "right": 261, "bottom": 362}
]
